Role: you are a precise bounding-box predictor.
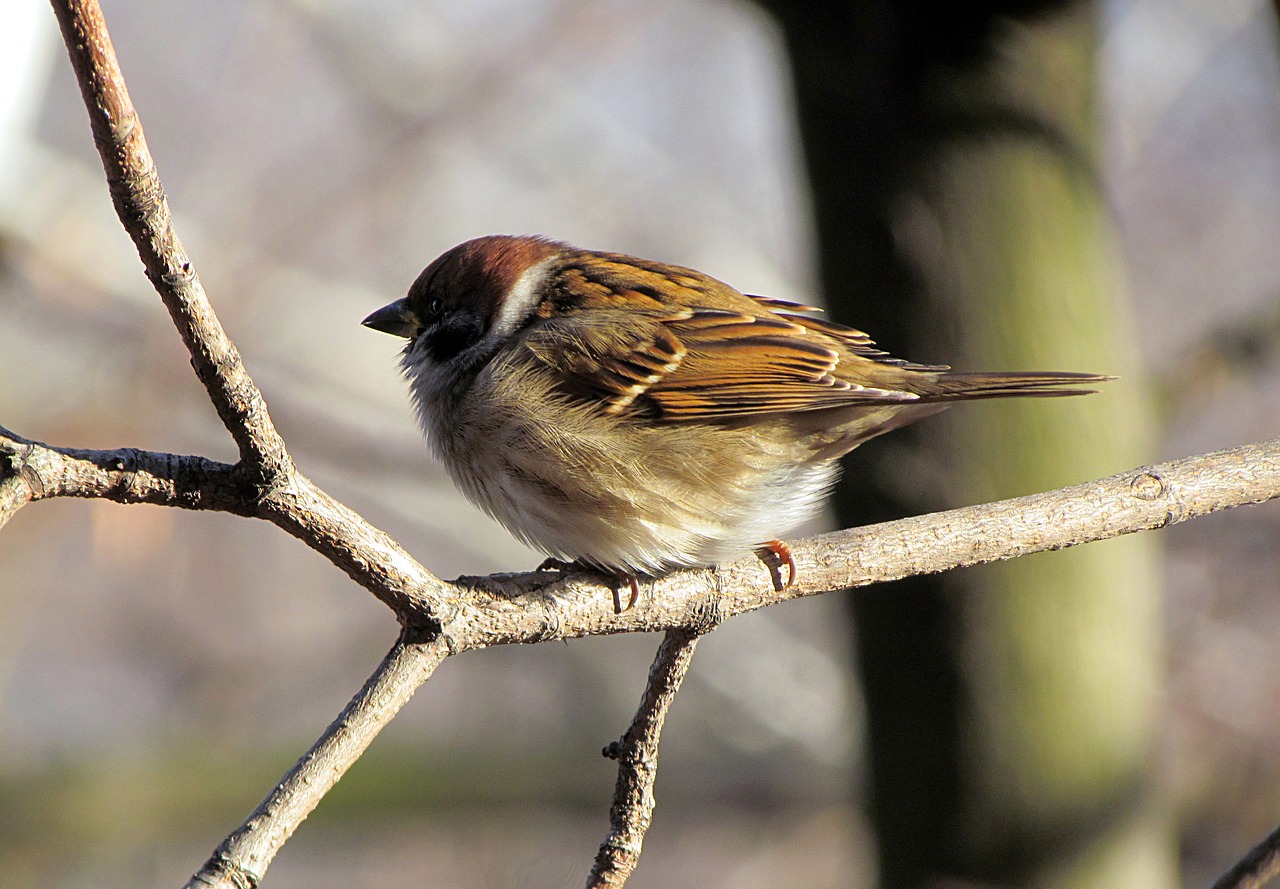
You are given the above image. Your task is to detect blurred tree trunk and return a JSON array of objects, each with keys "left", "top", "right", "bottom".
[{"left": 759, "top": 2, "right": 1174, "bottom": 887}]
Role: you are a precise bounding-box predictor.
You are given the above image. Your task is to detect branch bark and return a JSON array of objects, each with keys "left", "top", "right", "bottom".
[
  {"left": 587, "top": 629, "right": 700, "bottom": 888},
  {"left": 0, "top": 474, "right": 33, "bottom": 530},
  {"left": 186, "top": 632, "right": 450, "bottom": 889},
  {"left": 48, "top": 0, "right": 286, "bottom": 479},
  {"left": 7, "top": 422, "right": 1280, "bottom": 645}
]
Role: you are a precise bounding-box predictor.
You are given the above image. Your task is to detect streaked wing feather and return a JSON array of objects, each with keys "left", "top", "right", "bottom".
[
  {"left": 744, "top": 294, "right": 951, "bottom": 372},
  {"left": 656, "top": 384, "right": 916, "bottom": 420},
  {"left": 744, "top": 294, "right": 824, "bottom": 312},
  {"left": 522, "top": 256, "right": 1104, "bottom": 424},
  {"left": 524, "top": 264, "right": 931, "bottom": 421},
  {"left": 526, "top": 296, "right": 929, "bottom": 420}
]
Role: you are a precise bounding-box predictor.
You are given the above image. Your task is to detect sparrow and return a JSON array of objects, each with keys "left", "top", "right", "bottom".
[{"left": 363, "top": 235, "right": 1107, "bottom": 596}]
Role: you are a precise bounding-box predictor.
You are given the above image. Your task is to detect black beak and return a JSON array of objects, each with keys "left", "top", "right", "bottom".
[{"left": 362, "top": 298, "right": 418, "bottom": 338}]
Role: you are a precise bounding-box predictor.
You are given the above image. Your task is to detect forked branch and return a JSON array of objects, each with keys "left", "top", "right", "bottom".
[{"left": 46, "top": 0, "right": 452, "bottom": 621}]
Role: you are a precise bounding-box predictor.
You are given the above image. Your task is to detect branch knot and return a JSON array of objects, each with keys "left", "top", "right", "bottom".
[
  {"left": 190, "top": 852, "right": 260, "bottom": 889},
  {"left": 1129, "top": 470, "right": 1166, "bottom": 502}
]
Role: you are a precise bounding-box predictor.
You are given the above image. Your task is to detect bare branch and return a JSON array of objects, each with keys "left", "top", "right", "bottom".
[
  {"left": 7, "top": 423, "right": 1280, "bottom": 645},
  {"left": 440, "top": 438, "right": 1280, "bottom": 649},
  {"left": 587, "top": 629, "right": 700, "bottom": 888},
  {"left": 0, "top": 426, "right": 450, "bottom": 618},
  {"left": 42, "top": 0, "right": 462, "bottom": 624},
  {"left": 1209, "top": 822, "right": 1280, "bottom": 889},
  {"left": 186, "top": 632, "right": 450, "bottom": 889},
  {"left": 48, "top": 0, "right": 286, "bottom": 479},
  {"left": 1, "top": 424, "right": 248, "bottom": 510}
]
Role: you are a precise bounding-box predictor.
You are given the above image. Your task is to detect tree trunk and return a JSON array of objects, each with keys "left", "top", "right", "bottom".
[{"left": 761, "top": 2, "right": 1174, "bottom": 886}]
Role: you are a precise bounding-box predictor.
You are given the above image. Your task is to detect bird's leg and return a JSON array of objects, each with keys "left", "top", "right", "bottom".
[{"left": 755, "top": 539, "right": 796, "bottom": 591}]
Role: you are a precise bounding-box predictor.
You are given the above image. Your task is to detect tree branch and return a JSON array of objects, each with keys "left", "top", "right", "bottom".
[
  {"left": 6, "top": 424, "right": 1280, "bottom": 646},
  {"left": 0, "top": 474, "right": 33, "bottom": 530},
  {"left": 186, "top": 631, "right": 450, "bottom": 889},
  {"left": 43, "top": 0, "right": 459, "bottom": 626},
  {"left": 587, "top": 629, "right": 700, "bottom": 888},
  {"left": 435, "top": 437, "right": 1280, "bottom": 649},
  {"left": 0, "top": 425, "right": 448, "bottom": 619},
  {"left": 48, "top": 0, "right": 286, "bottom": 481}
]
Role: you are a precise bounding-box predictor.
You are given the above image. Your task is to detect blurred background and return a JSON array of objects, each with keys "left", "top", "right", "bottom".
[{"left": 1, "top": 1, "right": 1279, "bottom": 887}]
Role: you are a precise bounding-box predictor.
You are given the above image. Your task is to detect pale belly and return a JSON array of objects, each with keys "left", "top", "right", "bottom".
[{"left": 432, "top": 402, "right": 835, "bottom": 574}]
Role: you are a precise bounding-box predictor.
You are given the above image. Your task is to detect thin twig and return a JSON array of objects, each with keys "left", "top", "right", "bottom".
[
  {"left": 45, "top": 0, "right": 455, "bottom": 623},
  {"left": 1210, "top": 822, "right": 1280, "bottom": 889},
  {"left": 186, "top": 632, "right": 450, "bottom": 889},
  {"left": 48, "top": 0, "right": 287, "bottom": 479},
  {"left": 587, "top": 629, "right": 700, "bottom": 888},
  {"left": 0, "top": 427, "right": 448, "bottom": 618}
]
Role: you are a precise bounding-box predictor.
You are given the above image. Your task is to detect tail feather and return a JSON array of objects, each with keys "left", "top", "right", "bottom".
[
  {"left": 919, "top": 370, "right": 1114, "bottom": 402},
  {"left": 800, "top": 370, "right": 1111, "bottom": 461}
]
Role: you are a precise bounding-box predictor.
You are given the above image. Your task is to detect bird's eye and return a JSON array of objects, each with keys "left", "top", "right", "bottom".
[{"left": 426, "top": 297, "right": 444, "bottom": 317}]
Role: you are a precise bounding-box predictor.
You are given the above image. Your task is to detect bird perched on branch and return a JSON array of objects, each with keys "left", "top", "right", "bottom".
[{"left": 364, "top": 235, "right": 1108, "bottom": 602}]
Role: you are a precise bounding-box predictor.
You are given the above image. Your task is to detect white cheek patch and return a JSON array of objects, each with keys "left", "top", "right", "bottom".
[{"left": 492, "top": 256, "right": 555, "bottom": 339}]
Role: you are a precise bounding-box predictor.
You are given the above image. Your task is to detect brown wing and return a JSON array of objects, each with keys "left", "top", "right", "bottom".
[
  {"left": 520, "top": 251, "right": 1109, "bottom": 423},
  {"left": 649, "top": 305, "right": 927, "bottom": 420},
  {"left": 522, "top": 286, "right": 927, "bottom": 422}
]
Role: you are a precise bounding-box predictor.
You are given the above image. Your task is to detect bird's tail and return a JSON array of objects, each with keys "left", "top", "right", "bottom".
[
  {"left": 918, "top": 370, "right": 1114, "bottom": 402},
  {"left": 801, "top": 370, "right": 1112, "bottom": 460}
]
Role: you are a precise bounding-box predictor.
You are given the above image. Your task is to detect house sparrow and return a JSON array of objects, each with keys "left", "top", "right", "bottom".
[{"left": 363, "top": 235, "right": 1107, "bottom": 596}]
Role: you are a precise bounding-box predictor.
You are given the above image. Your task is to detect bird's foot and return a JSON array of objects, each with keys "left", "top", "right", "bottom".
[
  {"left": 535, "top": 558, "right": 640, "bottom": 613},
  {"left": 535, "top": 556, "right": 579, "bottom": 573},
  {"left": 755, "top": 539, "right": 796, "bottom": 591},
  {"left": 611, "top": 574, "right": 641, "bottom": 614}
]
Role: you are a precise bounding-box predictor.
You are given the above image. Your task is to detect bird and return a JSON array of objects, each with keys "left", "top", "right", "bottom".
[{"left": 363, "top": 235, "right": 1108, "bottom": 602}]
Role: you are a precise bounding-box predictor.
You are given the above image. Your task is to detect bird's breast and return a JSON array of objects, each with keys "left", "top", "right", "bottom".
[{"left": 417, "top": 357, "right": 836, "bottom": 573}]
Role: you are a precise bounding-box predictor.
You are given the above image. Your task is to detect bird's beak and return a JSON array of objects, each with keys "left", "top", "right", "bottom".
[{"left": 362, "top": 298, "right": 418, "bottom": 338}]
